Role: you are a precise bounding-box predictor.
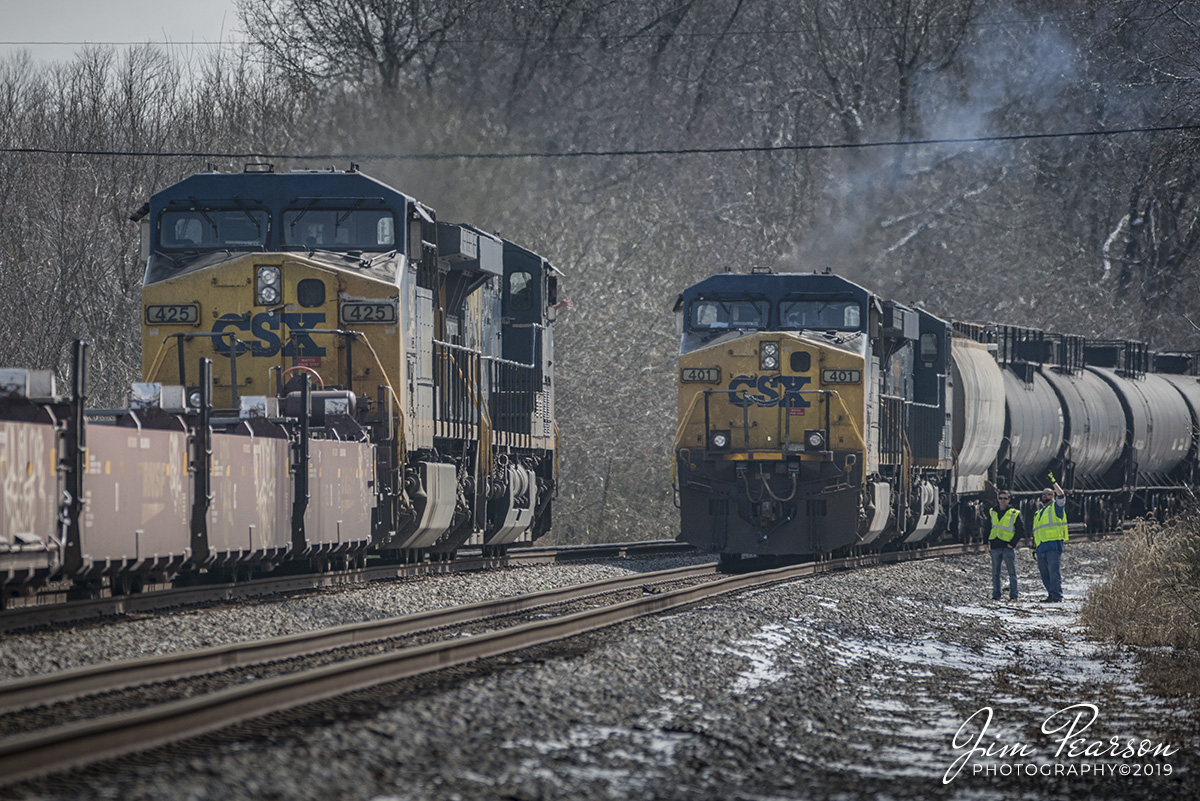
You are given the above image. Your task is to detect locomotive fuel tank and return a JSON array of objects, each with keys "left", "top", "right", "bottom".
[
  {"left": 1090, "top": 367, "right": 1191, "bottom": 484},
  {"left": 1000, "top": 367, "right": 1063, "bottom": 487},
  {"left": 1040, "top": 369, "right": 1125, "bottom": 486}
]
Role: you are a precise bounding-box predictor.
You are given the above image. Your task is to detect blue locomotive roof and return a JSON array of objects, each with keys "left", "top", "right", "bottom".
[
  {"left": 677, "top": 272, "right": 878, "bottom": 355},
  {"left": 138, "top": 168, "right": 424, "bottom": 283},
  {"left": 147, "top": 169, "right": 420, "bottom": 213},
  {"left": 678, "top": 272, "right": 874, "bottom": 306}
]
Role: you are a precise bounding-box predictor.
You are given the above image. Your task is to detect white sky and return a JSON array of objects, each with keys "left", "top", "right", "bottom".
[{"left": 0, "top": 0, "right": 243, "bottom": 64}]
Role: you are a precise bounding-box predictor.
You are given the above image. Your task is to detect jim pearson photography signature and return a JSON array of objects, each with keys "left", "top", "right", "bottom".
[{"left": 944, "top": 703, "right": 1179, "bottom": 784}]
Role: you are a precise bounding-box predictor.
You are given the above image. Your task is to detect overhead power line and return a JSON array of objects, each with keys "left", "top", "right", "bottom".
[
  {"left": 2, "top": 124, "right": 1198, "bottom": 163},
  {"left": 0, "top": 41, "right": 245, "bottom": 47},
  {"left": 0, "top": 13, "right": 1095, "bottom": 49}
]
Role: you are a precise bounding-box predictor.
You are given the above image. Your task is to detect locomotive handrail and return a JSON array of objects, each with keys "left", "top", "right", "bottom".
[
  {"left": 277, "top": 327, "right": 407, "bottom": 451},
  {"left": 670, "top": 391, "right": 708, "bottom": 488},
  {"left": 280, "top": 328, "right": 357, "bottom": 390},
  {"left": 880, "top": 392, "right": 942, "bottom": 411},
  {"left": 482, "top": 353, "right": 541, "bottom": 369},
  {"left": 482, "top": 356, "right": 539, "bottom": 448},
  {"left": 146, "top": 331, "right": 246, "bottom": 408},
  {"left": 434, "top": 339, "right": 494, "bottom": 481},
  {"left": 671, "top": 387, "right": 866, "bottom": 482}
]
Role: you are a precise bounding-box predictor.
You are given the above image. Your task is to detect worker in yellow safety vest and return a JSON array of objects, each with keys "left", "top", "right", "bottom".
[
  {"left": 986, "top": 490, "right": 1027, "bottom": 601},
  {"left": 1032, "top": 476, "right": 1068, "bottom": 602}
]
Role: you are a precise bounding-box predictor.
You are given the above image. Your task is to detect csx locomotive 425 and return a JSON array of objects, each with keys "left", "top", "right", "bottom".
[
  {"left": 0, "top": 165, "right": 560, "bottom": 602},
  {"left": 673, "top": 269, "right": 1200, "bottom": 558}
]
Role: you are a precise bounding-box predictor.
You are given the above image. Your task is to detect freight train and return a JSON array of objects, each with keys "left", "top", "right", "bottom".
[
  {"left": 673, "top": 269, "right": 1200, "bottom": 559},
  {"left": 0, "top": 165, "right": 560, "bottom": 604}
]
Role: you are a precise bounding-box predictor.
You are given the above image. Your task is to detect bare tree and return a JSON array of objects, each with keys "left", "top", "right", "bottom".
[
  {"left": 4, "top": 0, "right": 1200, "bottom": 543},
  {"left": 237, "top": 0, "right": 481, "bottom": 93}
]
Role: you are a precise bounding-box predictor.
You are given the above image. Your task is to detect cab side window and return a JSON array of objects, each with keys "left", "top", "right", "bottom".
[
  {"left": 509, "top": 271, "right": 534, "bottom": 311},
  {"left": 920, "top": 332, "right": 940, "bottom": 362}
]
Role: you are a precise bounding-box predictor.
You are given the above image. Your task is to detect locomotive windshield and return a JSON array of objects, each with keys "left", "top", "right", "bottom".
[
  {"left": 160, "top": 208, "right": 269, "bottom": 250},
  {"left": 689, "top": 299, "right": 768, "bottom": 331},
  {"left": 779, "top": 298, "right": 862, "bottom": 331},
  {"left": 282, "top": 208, "right": 396, "bottom": 250}
]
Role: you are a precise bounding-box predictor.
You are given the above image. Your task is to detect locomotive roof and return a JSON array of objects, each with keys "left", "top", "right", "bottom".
[
  {"left": 678, "top": 272, "right": 874, "bottom": 305},
  {"left": 143, "top": 169, "right": 422, "bottom": 214}
]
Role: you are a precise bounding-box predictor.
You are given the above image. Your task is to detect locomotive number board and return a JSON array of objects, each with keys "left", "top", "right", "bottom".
[
  {"left": 145, "top": 304, "right": 200, "bottom": 325},
  {"left": 681, "top": 367, "right": 721, "bottom": 383},
  {"left": 821, "top": 369, "right": 861, "bottom": 383},
  {"left": 340, "top": 301, "right": 398, "bottom": 324}
]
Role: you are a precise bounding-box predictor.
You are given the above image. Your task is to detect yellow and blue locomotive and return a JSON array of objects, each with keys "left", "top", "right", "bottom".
[
  {"left": 674, "top": 269, "right": 1200, "bottom": 559},
  {"left": 135, "top": 165, "right": 559, "bottom": 561},
  {"left": 673, "top": 269, "right": 954, "bottom": 556},
  {"left": 1, "top": 165, "right": 561, "bottom": 601}
]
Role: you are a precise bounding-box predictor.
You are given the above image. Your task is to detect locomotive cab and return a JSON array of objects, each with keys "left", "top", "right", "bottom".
[
  {"left": 136, "top": 166, "right": 416, "bottom": 412},
  {"left": 135, "top": 166, "right": 559, "bottom": 562},
  {"left": 673, "top": 272, "right": 874, "bottom": 556}
]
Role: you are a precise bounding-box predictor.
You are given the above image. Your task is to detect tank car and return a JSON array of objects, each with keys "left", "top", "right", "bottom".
[
  {"left": 674, "top": 269, "right": 1200, "bottom": 559},
  {"left": 134, "top": 165, "right": 559, "bottom": 562},
  {"left": 993, "top": 333, "right": 1197, "bottom": 530}
]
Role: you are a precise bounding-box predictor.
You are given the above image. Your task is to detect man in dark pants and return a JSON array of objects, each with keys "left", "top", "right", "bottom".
[
  {"left": 1032, "top": 478, "right": 1068, "bottom": 602},
  {"left": 986, "top": 490, "right": 1026, "bottom": 600}
]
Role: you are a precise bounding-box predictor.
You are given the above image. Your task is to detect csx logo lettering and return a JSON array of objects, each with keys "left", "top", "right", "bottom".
[
  {"left": 729, "top": 375, "right": 811, "bottom": 408},
  {"left": 212, "top": 312, "right": 327, "bottom": 357}
]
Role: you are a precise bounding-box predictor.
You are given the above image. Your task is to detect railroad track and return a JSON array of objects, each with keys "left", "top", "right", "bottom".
[
  {"left": 0, "top": 540, "right": 997, "bottom": 789},
  {"left": 0, "top": 539, "right": 696, "bottom": 633}
]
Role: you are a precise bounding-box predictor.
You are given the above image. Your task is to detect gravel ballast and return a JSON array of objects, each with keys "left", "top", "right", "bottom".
[
  {"left": 0, "top": 558, "right": 707, "bottom": 681},
  {"left": 5, "top": 540, "right": 1197, "bottom": 800}
]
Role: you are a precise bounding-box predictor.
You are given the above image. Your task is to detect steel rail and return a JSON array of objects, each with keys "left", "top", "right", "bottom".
[
  {"left": 0, "top": 541, "right": 986, "bottom": 787},
  {"left": 0, "top": 540, "right": 697, "bottom": 632},
  {"left": 0, "top": 562, "right": 718, "bottom": 714}
]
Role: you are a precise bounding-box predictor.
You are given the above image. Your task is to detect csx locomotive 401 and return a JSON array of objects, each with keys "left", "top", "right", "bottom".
[
  {"left": 673, "top": 269, "right": 1200, "bottom": 558},
  {"left": 0, "top": 165, "right": 560, "bottom": 602}
]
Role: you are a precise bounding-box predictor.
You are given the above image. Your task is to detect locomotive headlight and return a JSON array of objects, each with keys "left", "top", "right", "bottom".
[
  {"left": 256, "top": 266, "right": 282, "bottom": 306},
  {"left": 804, "top": 429, "right": 827, "bottom": 450},
  {"left": 708, "top": 429, "right": 731, "bottom": 451},
  {"left": 760, "top": 341, "right": 780, "bottom": 371},
  {"left": 187, "top": 389, "right": 202, "bottom": 409}
]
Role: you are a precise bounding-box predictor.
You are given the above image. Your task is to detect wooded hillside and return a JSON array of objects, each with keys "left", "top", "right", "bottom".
[{"left": 2, "top": 0, "right": 1197, "bottom": 541}]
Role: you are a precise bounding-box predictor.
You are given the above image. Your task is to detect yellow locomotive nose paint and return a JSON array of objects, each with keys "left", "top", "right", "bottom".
[{"left": 673, "top": 273, "right": 873, "bottom": 557}]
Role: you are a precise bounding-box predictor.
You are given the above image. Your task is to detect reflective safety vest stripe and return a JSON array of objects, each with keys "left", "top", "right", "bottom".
[
  {"left": 988, "top": 508, "right": 1020, "bottom": 542},
  {"left": 1033, "top": 503, "right": 1068, "bottom": 546}
]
